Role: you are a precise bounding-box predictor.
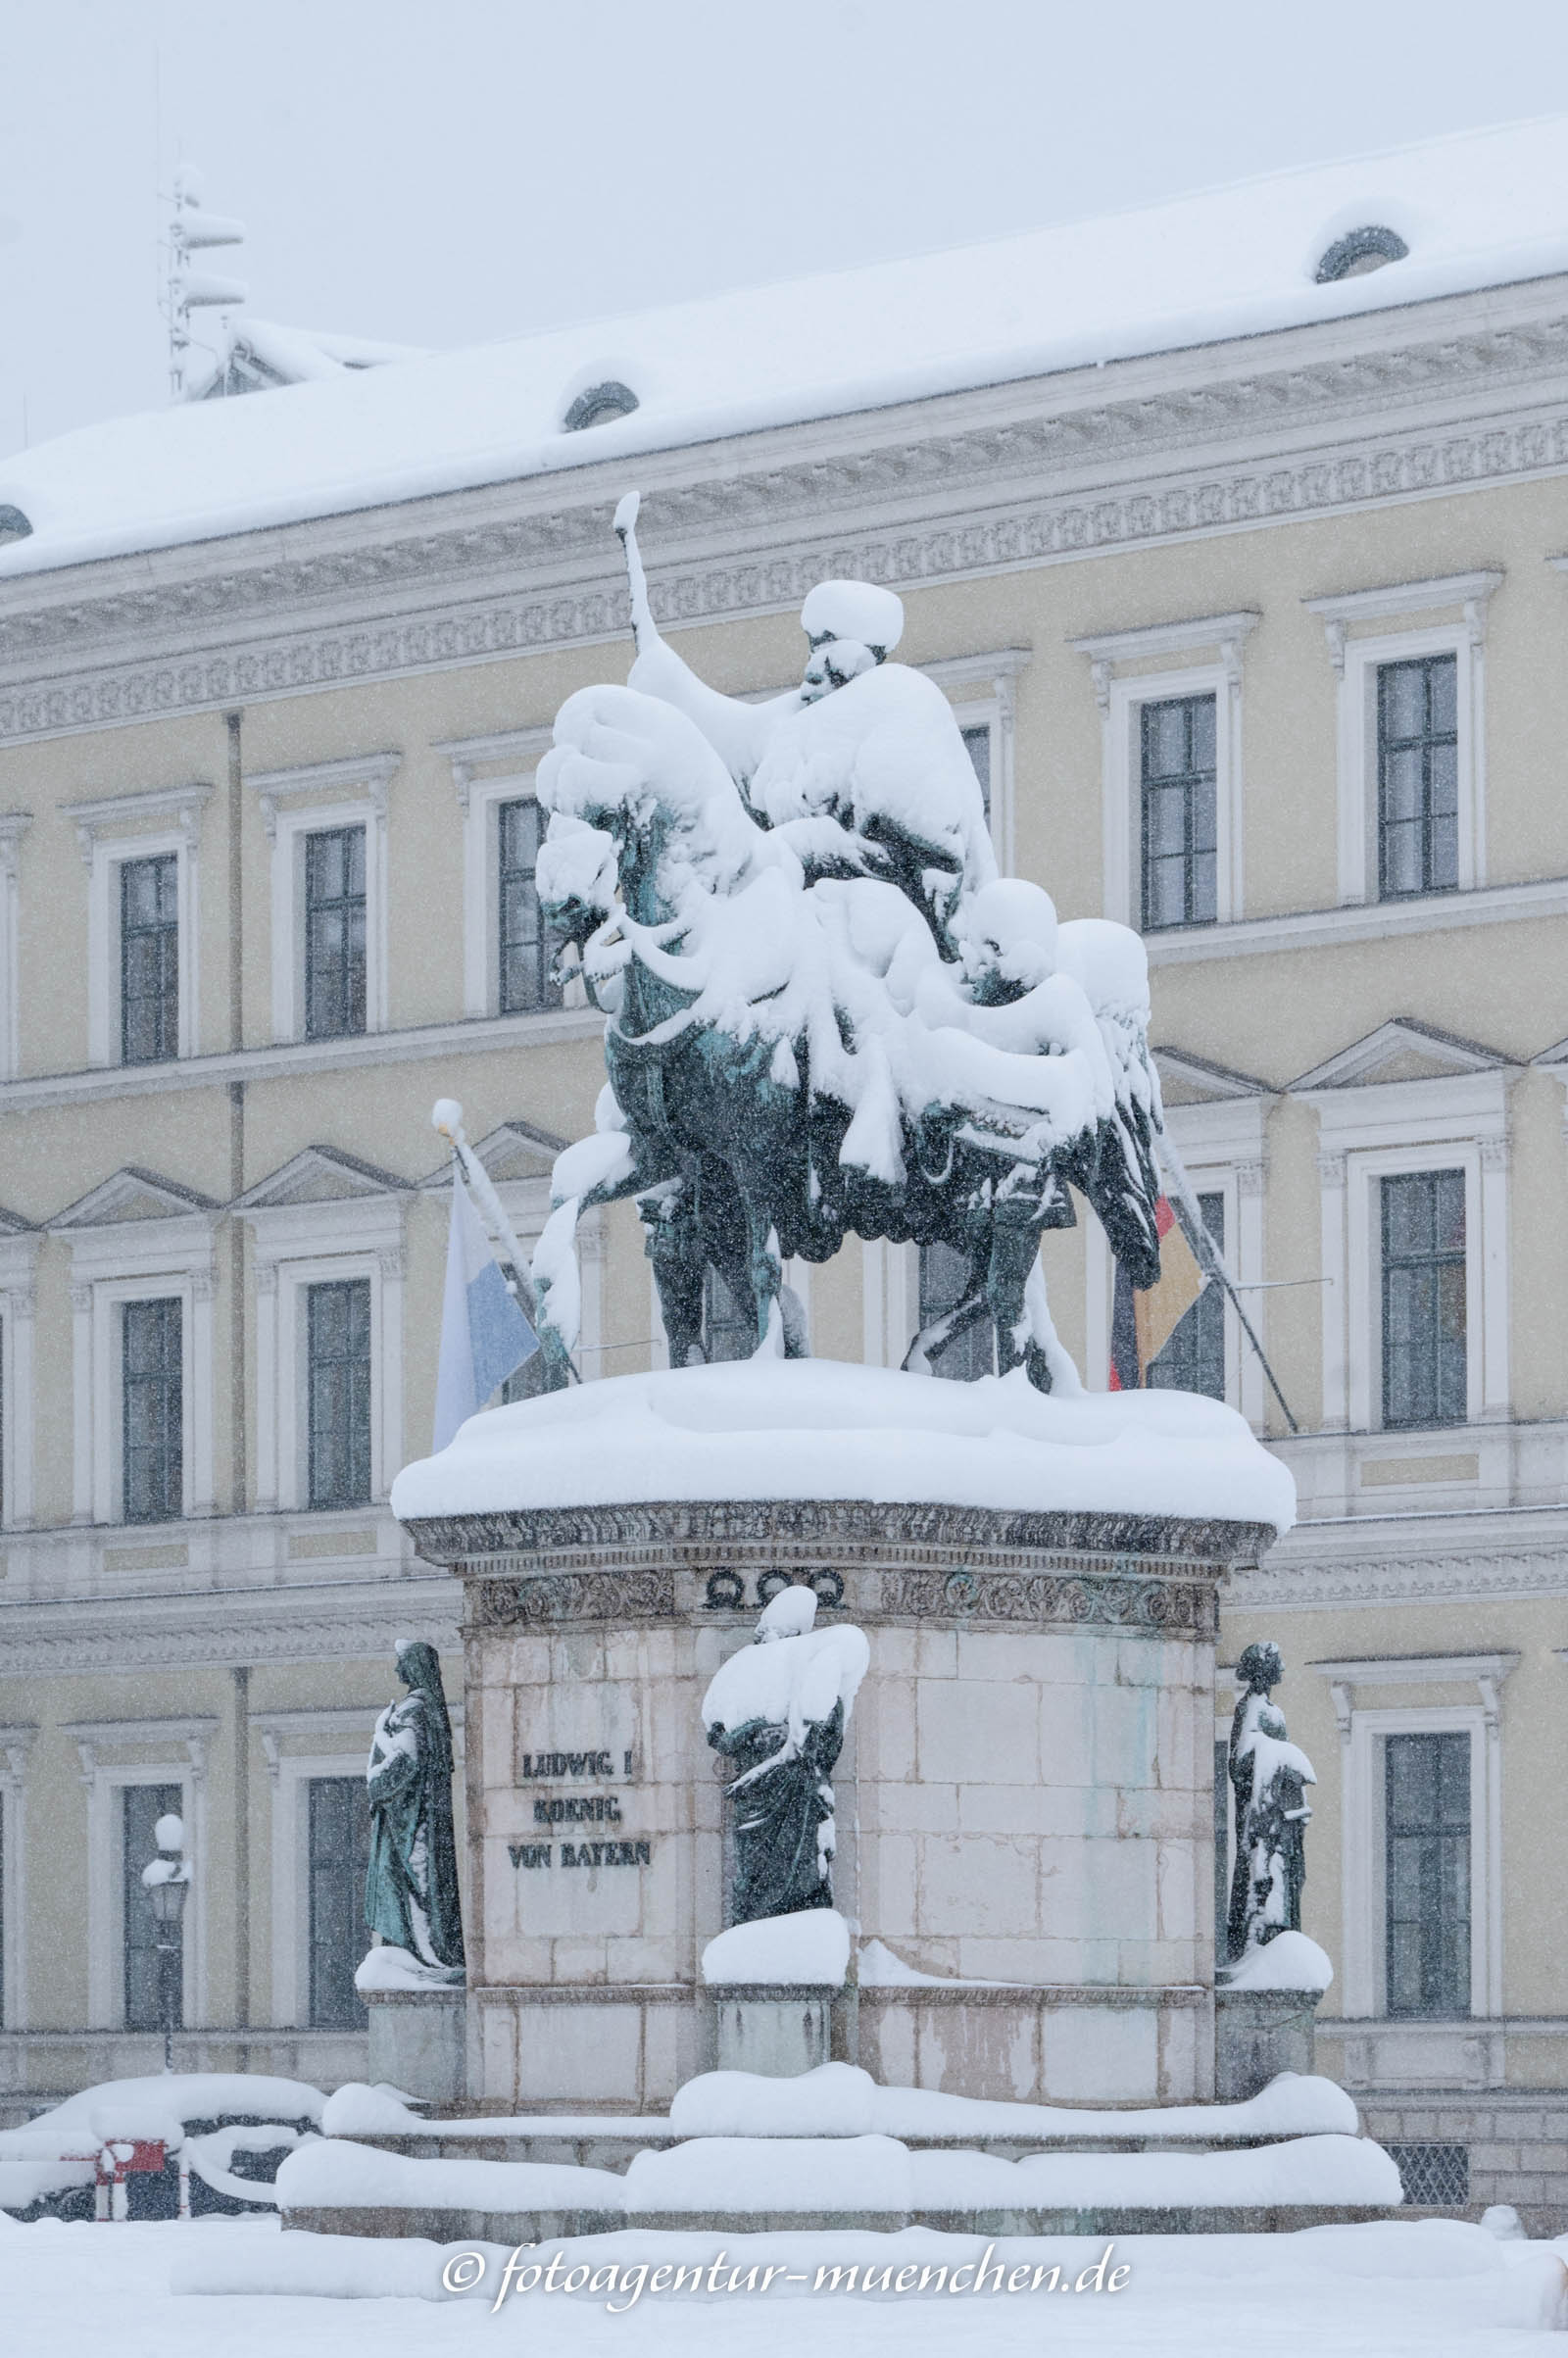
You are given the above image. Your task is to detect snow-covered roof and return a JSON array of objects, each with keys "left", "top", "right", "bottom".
[
  {"left": 185, "top": 316, "right": 427, "bottom": 401},
  {"left": 4, "top": 114, "right": 1567, "bottom": 580}
]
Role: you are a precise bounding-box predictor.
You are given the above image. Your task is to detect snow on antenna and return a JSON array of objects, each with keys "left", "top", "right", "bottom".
[{"left": 165, "top": 166, "right": 247, "bottom": 400}]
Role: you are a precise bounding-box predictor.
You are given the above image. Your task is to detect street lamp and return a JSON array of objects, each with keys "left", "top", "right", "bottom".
[{"left": 141, "top": 1813, "right": 191, "bottom": 2074}]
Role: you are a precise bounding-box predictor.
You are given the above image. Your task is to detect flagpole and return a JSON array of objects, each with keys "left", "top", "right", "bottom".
[
  {"left": 1156, "top": 1136, "right": 1301, "bottom": 1438},
  {"left": 430, "top": 1099, "right": 541, "bottom": 1326}
]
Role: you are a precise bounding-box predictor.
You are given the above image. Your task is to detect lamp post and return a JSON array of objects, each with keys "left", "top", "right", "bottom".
[{"left": 141, "top": 1813, "right": 191, "bottom": 2075}]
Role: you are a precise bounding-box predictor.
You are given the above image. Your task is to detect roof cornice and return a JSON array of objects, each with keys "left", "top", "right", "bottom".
[{"left": 5, "top": 275, "right": 1568, "bottom": 747}]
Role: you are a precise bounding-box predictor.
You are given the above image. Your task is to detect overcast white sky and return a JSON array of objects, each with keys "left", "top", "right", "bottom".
[{"left": 4, "top": 0, "right": 1568, "bottom": 463}]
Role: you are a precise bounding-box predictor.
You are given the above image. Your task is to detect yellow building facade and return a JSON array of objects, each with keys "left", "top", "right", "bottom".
[{"left": 0, "top": 179, "right": 1566, "bottom": 2218}]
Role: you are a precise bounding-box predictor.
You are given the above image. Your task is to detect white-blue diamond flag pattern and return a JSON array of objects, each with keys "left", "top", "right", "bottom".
[{"left": 432, "top": 1166, "right": 538, "bottom": 1450}]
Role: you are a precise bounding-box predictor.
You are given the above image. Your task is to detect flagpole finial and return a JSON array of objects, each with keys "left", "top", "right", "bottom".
[{"left": 432, "top": 1098, "right": 465, "bottom": 1141}]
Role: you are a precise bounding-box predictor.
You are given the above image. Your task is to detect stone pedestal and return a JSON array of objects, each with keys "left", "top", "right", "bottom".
[
  {"left": 1214, "top": 1986, "right": 1322, "bottom": 2101},
  {"left": 399, "top": 1492, "right": 1276, "bottom": 2116},
  {"left": 711, "top": 1984, "right": 839, "bottom": 2077},
  {"left": 366, "top": 1987, "right": 466, "bottom": 2107}
]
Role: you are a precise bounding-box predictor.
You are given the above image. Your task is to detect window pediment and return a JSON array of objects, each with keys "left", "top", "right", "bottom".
[
  {"left": 234, "top": 1144, "right": 407, "bottom": 1213},
  {"left": 52, "top": 1167, "right": 219, "bottom": 1229},
  {"left": 1291, "top": 1020, "right": 1514, "bottom": 1095}
]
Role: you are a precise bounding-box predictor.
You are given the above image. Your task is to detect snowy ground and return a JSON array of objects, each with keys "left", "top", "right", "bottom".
[{"left": 3, "top": 2213, "right": 1566, "bottom": 2356}]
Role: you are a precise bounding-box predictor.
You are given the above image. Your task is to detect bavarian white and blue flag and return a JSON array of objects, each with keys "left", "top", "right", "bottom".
[{"left": 432, "top": 1166, "right": 538, "bottom": 1449}]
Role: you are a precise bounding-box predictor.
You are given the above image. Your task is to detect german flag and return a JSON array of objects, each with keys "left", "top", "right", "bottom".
[{"left": 1109, "top": 1196, "right": 1206, "bottom": 1390}]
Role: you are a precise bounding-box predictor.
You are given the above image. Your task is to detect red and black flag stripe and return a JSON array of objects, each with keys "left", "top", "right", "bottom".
[{"left": 1109, "top": 1195, "right": 1206, "bottom": 1390}]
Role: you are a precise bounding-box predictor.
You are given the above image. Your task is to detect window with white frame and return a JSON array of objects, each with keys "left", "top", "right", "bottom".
[
  {"left": 1384, "top": 1730, "right": 1471, "bottom": 2016},
  {"left": 0, "top": 1726, "right": 33, "bottom": 2029},
  {"left": 68, "top": 1717, "right": 213, "bottom": 2031},
  {"left": 306, "top": 1775, "right": 371, "bottom": 2028},
  {"left": 1380, "top": 1169, "right": 1466, "bottom": 1429},
  {"left": 119, "top": 854, "right": 181, "bottom": 1063},
  {"left": 0, "top": 814, "right": 27, "bottom": 1083},
  {"left": 306, "top": 1277, "right": 372, "bottom": 1509},
  {"left": 122, "top": 1779, "right": 182, "bottom": 2029},
  {"left": 1071, "top": 613, "right": 1256, "bottom": 931},
  {"left": 251, "top": 755, "right": 398, "bottom": 1044},
  {"left": 1303, "top": 571, "right": 1500, "bottom": 908},
  {"left": 441, "top": 729, "right": 567, "bottom": 1020},
  {"left": 53, "top": 1185, "right": 218, "bottom": 1526},
  {"left": 303, "top": 826, "right": 368, "bottom": 1039},
  {"left": 66, "top": 785, "right": 212, "bottom": 1067},
  {"left": 238, "top": 1165, "right": 405, "bottom": 1512},
  {"left": 122, "top": 1296, "right": 183, "bottom": 1522},
  {"left": 1140, "top": 693, "right": 1218, "bottom": 929},
  {"left": 497, "top": 796, "right": 564, "bottom": 1015},
  {"left": 1298, "top": 1044, "right": 1512, "bottom": 1437},
  {"left": 1318, "top": 1654, "right": 1514, "bottom": 2023},
  {"left": 0, "top": 1230, "right": 37, "bottom": 1533},
  {"left": 1376, "top": 656, "right": 1458, "bottom": 901}
]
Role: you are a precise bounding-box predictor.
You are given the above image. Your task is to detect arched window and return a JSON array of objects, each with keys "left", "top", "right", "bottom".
[
  {"left": 1315, "top": 225, "right": 1409, "bottom": 284},
  {"left": 563, "top": 380, "right": 639, "bottom": 432}
]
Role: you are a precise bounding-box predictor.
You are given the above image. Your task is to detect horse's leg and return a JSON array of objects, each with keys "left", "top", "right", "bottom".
[
  {"left": 737, "top": 1188, "right": 786, "bottom": 1355},
  {"left": 983, "top": 1196, "right": 1044, "bottom": 1378},
  {"left": 640, "top": 1178, "right": 708, "bottom": 1367}
]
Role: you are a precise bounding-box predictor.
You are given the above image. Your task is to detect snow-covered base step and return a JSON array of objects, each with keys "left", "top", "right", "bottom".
[
  {"left": 277, "top": 2127, "right": 1401, "bottom": 2241},
  {"left": 321, "top": 2065, "right": 1359, "bottom": 2166}
]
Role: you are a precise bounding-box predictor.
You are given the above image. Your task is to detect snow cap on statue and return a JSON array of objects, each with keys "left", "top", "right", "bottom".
[
  {"left": 801, "top": 580, "right": 904, "bottom": 657},
  {"left": 755, "top": 1586, "right": 818, "bottom": 1644}
]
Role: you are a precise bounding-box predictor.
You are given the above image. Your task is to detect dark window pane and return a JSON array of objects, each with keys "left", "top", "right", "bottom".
[
  {"left": 1378, "top": 656, "right": 1459, "bottom": 900},
  {"left": 121, "top": 854, "right": 179, "bottom": 1064},
  {"left": 1148, "top": 1193, "right": 1225, "bottom": 1399},
  {"left": 307, "top": 1279, "right": 372, "bottom": 1507},
  {"left": 1140, "top": 694, "right": 1217, "bottom": 930},
  {"left": 309, "top": 1777, "right": 372, "bottom": 2029},
  {"left": 919, "top": 1241, "right": 995, "bottom": 1381},
  {"left": 960, "top": 724, "right": 992, "bottom": 816},
  {"left": 498, "top": 799, "right": 564, "bottom": 1016},
  {"left": 1382, "top": 1171, "right": 1465, "bottom": 1428},
  {"left": 1385, "top": 1732, "right": 1470, "bottom": 2017},
  {"left": 304, "top": 827, "right": 368, "bottom": 1039},
  {"left": 122, "top": 1298, "right": 182, "bottom": 1523},
  {"left": 123, "top": 1783, "right": 182, "bottom": 2031}
]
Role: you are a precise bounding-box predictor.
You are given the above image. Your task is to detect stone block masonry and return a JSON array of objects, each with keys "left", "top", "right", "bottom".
[{"left": 399, "top": 1497, "right": 1274, "bottom": 2115}]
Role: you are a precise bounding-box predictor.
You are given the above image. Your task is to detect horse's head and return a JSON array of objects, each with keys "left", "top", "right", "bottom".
[{"left": 539, "top": 683, "right": 763, "bottom": 928}]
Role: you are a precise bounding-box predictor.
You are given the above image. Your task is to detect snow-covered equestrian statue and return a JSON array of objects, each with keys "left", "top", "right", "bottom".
[{"left": 524, "top": 497, "right": 1165, "bottom": 1393}]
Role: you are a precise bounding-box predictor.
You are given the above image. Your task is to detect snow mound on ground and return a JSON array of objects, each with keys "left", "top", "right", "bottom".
[
  {"left": 702, "top": 1909, "right": 852, "bottom": 1989},
  {"left": 1220, "top": 1932, "right": 1334, "bottom": 1991},
  {"left": 391, "top": 1358, "right": 1295, "bottom": 1532}
]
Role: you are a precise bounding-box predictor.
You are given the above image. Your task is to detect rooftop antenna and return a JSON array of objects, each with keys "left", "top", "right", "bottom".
[{"left": 164, "top": 165, "right": 247, "bottom": 400}]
